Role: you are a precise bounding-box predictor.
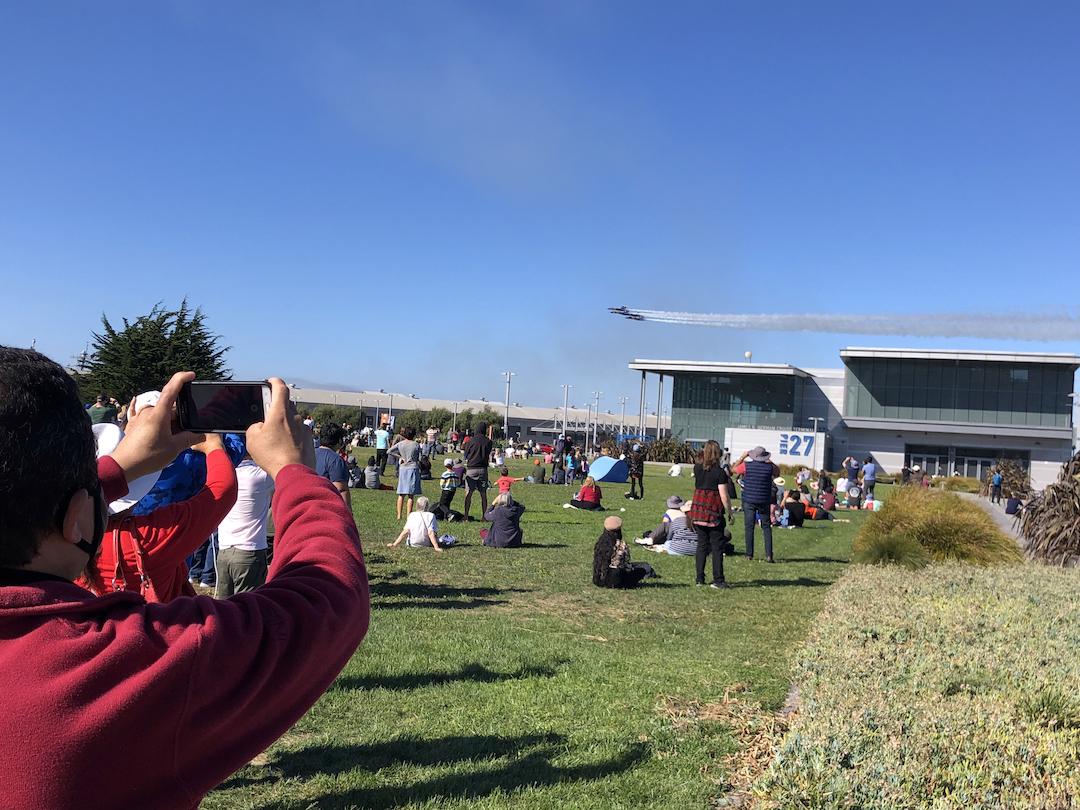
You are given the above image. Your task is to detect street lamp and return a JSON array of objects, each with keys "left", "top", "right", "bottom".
[
  {"left": 452, "top": 402, "right": 458, "bottom": 434},
  {"left": 617, "top": 396, "right": 628, "bottom": 439},
  {"left": 591, "top": 391, "right": 603, "bottom": 449},
  {"left": 502, "top": 371, "right": 516, "bottom": 440},
  {"left": 561, "top": 384, "right": 573, "bottom": 436}
]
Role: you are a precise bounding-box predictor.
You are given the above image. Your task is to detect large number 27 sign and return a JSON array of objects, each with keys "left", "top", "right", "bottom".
[{"left": 778, "top": 434, "right": 815, "bottom": 457}]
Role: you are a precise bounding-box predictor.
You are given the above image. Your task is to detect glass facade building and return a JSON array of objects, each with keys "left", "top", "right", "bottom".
[
  {"left": 843, "top": 357, "right": 1072, "bottom": 428},
  {"left": 671, "top": 373, "right": 804, "bottom": 442}
]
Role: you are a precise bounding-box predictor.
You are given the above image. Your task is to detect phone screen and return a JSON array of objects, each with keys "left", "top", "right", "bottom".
[{"left": 179, "top": 382, "right": 269, "bottom": 433}]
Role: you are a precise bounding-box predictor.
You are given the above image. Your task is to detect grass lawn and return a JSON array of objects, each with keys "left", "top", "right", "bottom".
[{"left": 204, "top": 460, "right": 874, "bottom": 809}]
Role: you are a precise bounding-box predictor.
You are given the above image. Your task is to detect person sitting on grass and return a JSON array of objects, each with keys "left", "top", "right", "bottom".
[
  {"left": 566, "top": 476, "right": 604, "bottom": 510},
  {"left": 845, "top": 483, "right": 863, "bottom": 510},
  {"left": 495, "top": 466, "right": 524, "bottom": 496},
  {"left": 526, "top": 458, "right": 546, "bottom": 484},
  {"left": 780, "top": 490, "right": 806, "bottom": 528},
  {"left": 387, "top": 496, "right": 446, "bottom": 552},
  {"left": 483, "top": 492, "right": 526, "bottom": 548},
  {"left": 592, "top": 516, "right": 656, "bottom": 589},
  {"left": 635, "top": 495, "right": 686, "bottom": 546},
  {"left": 646, "top": 500, "right": 699, "bottom": 556},
  {"left": 363, "top": 456, "right": 391, "bottom": 490}
]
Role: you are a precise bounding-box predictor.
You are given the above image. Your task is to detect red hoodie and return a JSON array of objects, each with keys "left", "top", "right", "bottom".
[
  {"left": 0, "top": 463, "right": 369, "bottom": 809},
  {"left": 84, "top": 448, "right": 238, "bottom": 602}
]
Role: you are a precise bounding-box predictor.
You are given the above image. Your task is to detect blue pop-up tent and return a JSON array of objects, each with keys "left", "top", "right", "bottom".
[{"left": 589, "top": 456, "right": 629, "bottom": 483}]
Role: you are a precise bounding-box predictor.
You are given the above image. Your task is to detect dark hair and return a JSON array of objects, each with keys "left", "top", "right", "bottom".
[
  {"left": 864, "top": 456, "right": 873, "bottom": 464},
  {"left": 319, "top": 422, "right": 345, "bottom": 448},
  {"left": 402, "top": 426, "right": 417, "bottom": 440},
  {"left": 0, "top": 347, "right": 97, "bottom": 567},
  {"left": 501, "top": 466, "right": 509, "bottom": 476},
  {"left": 475, "top": 422, "right": 488, "bottom": 437},
  {"left": 592, "top": 531, "right": 616, "bottom": 587},
  {"left": 367, "top": 456, "right": 376, "bottom": 467}
]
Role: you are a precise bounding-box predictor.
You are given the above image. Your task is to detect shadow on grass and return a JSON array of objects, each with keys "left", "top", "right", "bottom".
[
  {"left": 735, "top": 577, "right": 833, "bottom": 588},
  {"left": 519, "top": 541, "right": 571, "bottom": 548},
  {"left": 782, "top": 556, "right": 850, "bottom": 564},
  {"left": 230, "top": 733, "right": 647, "bottom": 809},
  {"left": 332, "top": 661, "right": 564, "bottom": 692},
  {"left": 370, "top": 582, "right": 532, "bottom": 611}
]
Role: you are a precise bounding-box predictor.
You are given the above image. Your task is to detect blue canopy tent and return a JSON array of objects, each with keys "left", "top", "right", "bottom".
[{"left": 589, "top": 456, "right": 628, "bottom": 483}]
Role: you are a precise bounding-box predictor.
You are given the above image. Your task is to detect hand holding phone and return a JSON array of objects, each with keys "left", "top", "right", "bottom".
[
  {"left": 246, "top": 378, "right": 312, "bottom": 479},
  {"left": 177, "top": 381, "right": 273, "bottom": 434}
]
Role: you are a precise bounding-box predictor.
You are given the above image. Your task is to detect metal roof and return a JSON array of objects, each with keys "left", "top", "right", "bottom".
[
  {"left": 628, "top": 359, "right": 810, "bottom": 378},
  {"left": 840, "top": 348, "right": 1080, "bottom": 367}
]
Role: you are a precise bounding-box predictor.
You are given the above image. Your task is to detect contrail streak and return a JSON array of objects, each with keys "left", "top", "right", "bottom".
[{"left": 607, "top": 307, "right": 1080, "bottom": 342}]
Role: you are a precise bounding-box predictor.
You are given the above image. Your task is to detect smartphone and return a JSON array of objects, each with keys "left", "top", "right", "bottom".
[{"left": 177, "top": 381, "right": 272, "bottom": 434}]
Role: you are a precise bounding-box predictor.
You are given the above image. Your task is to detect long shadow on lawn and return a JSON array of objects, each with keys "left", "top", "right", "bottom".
[
  {"left": 332, "top": 661, "right": 564, "bottom": 692},
  {"left": 734, "top": 577, "right": 833, "bottom": 588},
  {"left": 233, "top": 733, "right": 647, "bottom": 809},
  {"left": 782, "top": 556, "right": 849, "bottom": 564},
  {"left": 370, "top": 582, "right": 531, "bottom": 611}
]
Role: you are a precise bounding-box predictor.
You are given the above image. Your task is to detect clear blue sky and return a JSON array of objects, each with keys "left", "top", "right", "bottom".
[{"left": 2, "top": 2, "right": 1078, "bottom": 415}]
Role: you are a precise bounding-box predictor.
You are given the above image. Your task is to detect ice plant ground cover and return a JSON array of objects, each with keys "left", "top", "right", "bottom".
[{"left": 754, "top": 562, "right": 1080, "bottom": 808}]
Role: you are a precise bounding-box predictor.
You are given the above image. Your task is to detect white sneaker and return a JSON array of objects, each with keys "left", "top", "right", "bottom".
[
  {"left": 563, "top": 503, "right": 572, "bottom": 509},
  {"left": 634, "top": 537, "right": 651, "bottom": 545}
]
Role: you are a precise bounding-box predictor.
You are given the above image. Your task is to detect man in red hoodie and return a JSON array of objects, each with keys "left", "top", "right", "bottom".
[{"left": 0, "top": 348, "right": 370, "bottom": 809}]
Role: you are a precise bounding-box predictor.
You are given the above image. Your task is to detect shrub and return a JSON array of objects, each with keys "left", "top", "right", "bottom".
[
  {"left": 753, "top": 563, "right": 1080, "bottom": 808},
  {"left": 851, "top": 532, "right": 930, "bottom": 569},
  {"left": 853, "top": 486, "right": 1021, "bottom": 566},
  {"left": 1019, "top": 450, "right": 1080, "bottom": 567},
  {"left": 942, "top": 476, "right": 982, "bottom": 494}
]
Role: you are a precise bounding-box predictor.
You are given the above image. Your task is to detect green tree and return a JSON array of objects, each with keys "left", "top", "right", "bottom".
[{"left": 77, "top": 300, "right": 230, "bottom": 402}]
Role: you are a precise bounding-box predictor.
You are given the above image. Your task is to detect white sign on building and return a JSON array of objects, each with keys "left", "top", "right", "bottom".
[{"left": 724, "top": 427, "right": 828, "bottom": 471}]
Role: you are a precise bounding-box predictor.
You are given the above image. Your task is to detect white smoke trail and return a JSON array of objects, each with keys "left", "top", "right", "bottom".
[{"left": 612, "top": 308, "right": 1080, "bottom": 342}]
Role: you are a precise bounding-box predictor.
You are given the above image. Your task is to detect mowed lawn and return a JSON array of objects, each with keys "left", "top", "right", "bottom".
[{"left": 205, "top": 460, "right": 872, "bottom": 809}]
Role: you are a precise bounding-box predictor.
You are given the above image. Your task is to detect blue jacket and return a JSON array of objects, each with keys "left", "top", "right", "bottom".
[{"left": 741, "top": 459, "right": 776, "bottom": 505}]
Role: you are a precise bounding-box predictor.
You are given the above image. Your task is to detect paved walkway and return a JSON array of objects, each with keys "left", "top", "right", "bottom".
[{"left": 958, "top": 492, "right": 1022, "bottom": 544}]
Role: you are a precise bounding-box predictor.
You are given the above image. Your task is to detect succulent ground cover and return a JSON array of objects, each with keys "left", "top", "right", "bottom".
[{"left": 754, "top": 563, "right": 1080, "bottom": 809}]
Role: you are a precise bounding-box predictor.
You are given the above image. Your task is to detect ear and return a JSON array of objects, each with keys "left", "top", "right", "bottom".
[{"left": 60, "top": 489, "right": 93, "bottom": 546}]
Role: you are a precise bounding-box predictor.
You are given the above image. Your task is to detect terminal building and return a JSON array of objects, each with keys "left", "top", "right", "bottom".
[{"left": 629, "top": 348, "right": 1079, "bottom": 489}]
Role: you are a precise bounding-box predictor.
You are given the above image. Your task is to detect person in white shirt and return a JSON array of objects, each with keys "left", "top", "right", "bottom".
[
  {"left": 386, "top": 496, "right": 443, "bottom": 552},
  {"left": 215, "top": 456, "right": 275, "bottom": 597}
]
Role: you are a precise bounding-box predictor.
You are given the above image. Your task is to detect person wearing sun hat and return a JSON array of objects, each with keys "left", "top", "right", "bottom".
[
  {"left": 591, "top": 516, "right": 656, "bottom": 588},
  {"left": 636, "top": 494, "right": 686, "bottom": 546},
  {"left": 740, "top": 446, "right": 779, "bottom": 562}
]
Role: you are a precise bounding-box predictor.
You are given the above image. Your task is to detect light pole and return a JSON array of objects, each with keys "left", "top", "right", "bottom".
[
  {"left": 561, "top": 384, "right": 572, "bottom": 436},
  {"left": 617, "top": 396, "right": 628, "bottom": 439},
  {"left": 502, "top": 371, "right": 516, "bottom": 441},
  {"left": 808, "top": 417, "right": 826, "bottom": 469},
  {"left": 585, "top": 404, "right": 593, "bottom": 453},
  {"left": 452, "top": 402, "right": 458, "bottom": 434},
  {"left": 591, "top": 391, "right": 603, "bottom": 449}
]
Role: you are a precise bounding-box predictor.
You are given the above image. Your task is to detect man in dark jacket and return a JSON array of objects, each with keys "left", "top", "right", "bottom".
[{"left": 738, "top": 446, "right": 779, "bottom": 562}]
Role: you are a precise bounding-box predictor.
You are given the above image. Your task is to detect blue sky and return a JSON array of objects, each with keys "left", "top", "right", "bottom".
[{"left": 2, "top": 1, "right": 1079, "bottom": 415}]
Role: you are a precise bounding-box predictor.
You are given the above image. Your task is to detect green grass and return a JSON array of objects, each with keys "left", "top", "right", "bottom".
[{"left": 204, "top": 461, "right": 868, "bottom": 809}]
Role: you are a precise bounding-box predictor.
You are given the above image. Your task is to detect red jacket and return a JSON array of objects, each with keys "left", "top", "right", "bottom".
[
  {"left": 84, "top": 448, "right": 238, "bottom": 602},
  {"left": 578, "top": 484, "right": 602, "bottom": 504},
  {"left": 0, "top": 463, "right": 369, "bottom": 809}
]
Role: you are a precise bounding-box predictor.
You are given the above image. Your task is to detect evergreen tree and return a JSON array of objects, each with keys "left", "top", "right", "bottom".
[{"left": 78, "top": 300, "right": 230, "bottom": 402}]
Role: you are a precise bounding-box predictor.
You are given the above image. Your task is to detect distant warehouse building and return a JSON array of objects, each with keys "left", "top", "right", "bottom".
[{"left": 630, "top": 348, "right": 1079, "bottom": 489}]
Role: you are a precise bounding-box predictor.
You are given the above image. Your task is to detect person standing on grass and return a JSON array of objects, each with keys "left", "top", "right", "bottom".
[
  {"left": 389, "top": 426, "right": 422, "bottom": 521},
  {"left": 0, "top": 357, "right": 370, "bottom": 808},
  {"left": 215, "top": 450, "right": 275, "bottom": 598},
  {"left": 374, "top": 424, "right": 391, "bottom": 474},
  {"left": 860, "top": 456, "right": 877, "bottom": 499},
  {"left": 739, "top": 445, "right": 778, "bottom": 563},
  {"left": 495, "top": 466, "right": 524, "bottom": 496},
  {"left": 626, "top": 443, "right": 645, "bottom": 500},
  {"left": 462, "top": 421, "right": 493, "bottom": 521},
  {"left": 315, "top": 423, "right": 351, "bottom": 510},
  {"left": 435, "top": 458, "right": 460, "bottom": 520},
  {"left": 689, "top": 440, "right": 734, "bottom": 588}
]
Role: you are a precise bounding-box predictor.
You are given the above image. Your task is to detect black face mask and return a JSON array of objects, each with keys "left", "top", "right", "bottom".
[{"left": 73, "top": 482, "right": 108, "bottom": 559}]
